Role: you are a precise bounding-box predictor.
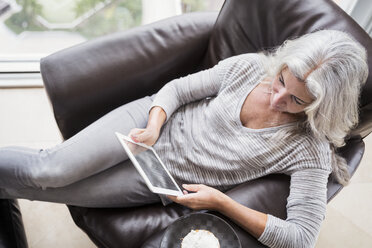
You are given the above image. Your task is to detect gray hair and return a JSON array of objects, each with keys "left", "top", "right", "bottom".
[{"left": 260, "top": 30, "right": 369, "bottom": 185}]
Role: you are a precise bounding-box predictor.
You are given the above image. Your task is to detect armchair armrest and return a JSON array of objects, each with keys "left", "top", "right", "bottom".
[{"left": 40, "top": 12, "right": 218, "bottom": 139}]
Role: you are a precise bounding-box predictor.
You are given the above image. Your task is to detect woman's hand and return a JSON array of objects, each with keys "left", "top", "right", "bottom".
[
  {"left": 128, "top": 127, "right": 159, "bottom": 146},
  {"left": 167, "top": 184, "right": 229, "bottom": 211},
  {"left": 169, "top": 184, "right": 268, "bottom": 239},
  {"left": 128, "top": 106, "right": 166, "bottom": 146}
]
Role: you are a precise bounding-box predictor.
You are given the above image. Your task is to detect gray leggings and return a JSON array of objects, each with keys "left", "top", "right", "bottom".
[{"left": 0, "top": 95, "right": 163, "bottom": 208}]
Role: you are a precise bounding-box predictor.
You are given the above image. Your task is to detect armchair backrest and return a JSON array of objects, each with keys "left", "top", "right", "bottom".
[
  {"left": 41, "top": 12, "right": 217, "bottom": 139},
  {"left": 203, "top": 0, "right": 372, "bottom": 139}
]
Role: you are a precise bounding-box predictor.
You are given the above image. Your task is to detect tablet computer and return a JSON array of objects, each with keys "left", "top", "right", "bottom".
[{"left": 115, "top": 132, "right": 183, "bottom": 196}]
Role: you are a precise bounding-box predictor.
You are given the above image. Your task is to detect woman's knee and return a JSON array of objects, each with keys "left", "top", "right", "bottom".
[
  {"left": 0, "top": 146, "right": 68, "bottom": 189},
  {"left": 31, "top": 149, "right": 74, "bottom": 189}
]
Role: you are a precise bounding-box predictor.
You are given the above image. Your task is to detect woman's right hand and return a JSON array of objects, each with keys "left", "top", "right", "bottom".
[
  {"left": 128, "top": 127, "right": 160, "bottom": 146},
  {"left": 128, "top": 106, "right": 166, "bottom": 146}
]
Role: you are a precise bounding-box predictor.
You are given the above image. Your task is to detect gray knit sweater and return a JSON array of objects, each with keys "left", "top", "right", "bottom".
[{"left": 150, "top": 53, "right": 332, "bottom": 248}]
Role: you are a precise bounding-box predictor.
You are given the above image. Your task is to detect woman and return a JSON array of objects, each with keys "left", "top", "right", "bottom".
[{"left": 0, "top": 30, "right": 368, "bottom": 247}]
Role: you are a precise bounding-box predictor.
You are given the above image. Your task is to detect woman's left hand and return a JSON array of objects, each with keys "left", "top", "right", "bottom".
[{"left": 167, "top": 184, "right": 228, "bottom": 211}]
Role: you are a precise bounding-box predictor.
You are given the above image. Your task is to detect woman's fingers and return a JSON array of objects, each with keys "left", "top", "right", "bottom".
[
  {"left": 128, "top": 128, "right": 159, "bottom": 146},
  {"left": 182, "top": 184, "right": 202, "bottom": 192},
  {"left": 167, "top": 184, "right": 225, "bottom": 211},
  {"left": 129, "top": 128, "right": 145, "bottom": 142},
  {"left": 168, "top": 185, "right": 203, "bottom": 203},
  {"left": 166, "top": 194, "right": 192, "bottom": 206}
]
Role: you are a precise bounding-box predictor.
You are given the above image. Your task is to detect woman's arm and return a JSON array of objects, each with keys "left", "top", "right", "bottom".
[
  {"left": 129, "top": 62, "right": 226, "bottom": 144},
  {"left": 218, "top": 191, "right": 268, "bottom": 238},
  {"left": 129, "top": 106, "right": 166, "bottom": 146},
  {"left": 150, "top": 66, "right": 223, "bottom": 123},
  {"left": 151, "top": 53, "right": 261, "bottom": 123},
  {"left": 146, "top": 106, "right": 167, "bottom": 132},
  {"left": 168, "top": 168, "right": 330, "bottom": 248},
  {"left": 168, "top": 184, "right": 267, "bottom": 238},
  {"left": 129, "top": 56, "right": 237, "bottom": 144},
  {"left": 150, "top": 54, "right": 259, "bottom": 123}
]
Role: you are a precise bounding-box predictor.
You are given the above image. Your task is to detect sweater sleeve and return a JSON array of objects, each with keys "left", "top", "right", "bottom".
[
  {"left": 258, "top": 168, "right": 331, "bottom": 248},
  {"left": 148, "top": 53, "right": 257, "bottom": 122},
  {"left": 149, "top": 64, "right": 224, "bottom": 123}
]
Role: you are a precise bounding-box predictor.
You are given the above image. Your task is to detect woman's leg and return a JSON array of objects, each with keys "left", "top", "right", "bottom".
[
  {"left": 0, "top": 159, "right": 161, "bottom": 208},
  {"left": 0, "top": 95, "right": 155, "bottom": 190}
]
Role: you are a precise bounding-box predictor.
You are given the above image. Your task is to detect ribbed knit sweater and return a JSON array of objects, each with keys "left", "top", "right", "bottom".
[{"left": 150, "top": 53, "right": 332, "bottom": 248}]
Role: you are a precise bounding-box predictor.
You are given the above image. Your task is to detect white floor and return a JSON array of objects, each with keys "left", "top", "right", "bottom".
[{"left": 0, "top": 88, "right": 371, "bottom": 247}]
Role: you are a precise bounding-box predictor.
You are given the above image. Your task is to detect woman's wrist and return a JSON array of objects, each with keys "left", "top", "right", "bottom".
[
  {"left": 146, "top": 122, "right": 161, "bottom": 133},
  {"left": 216, "top": 194, "right": 267, "bottom": 238},
  {"left": 147, "top": 106, "right": 167, "bottom": 132},
  {"left": 215, "top": 192, "right": 232, "bottom": 212}
]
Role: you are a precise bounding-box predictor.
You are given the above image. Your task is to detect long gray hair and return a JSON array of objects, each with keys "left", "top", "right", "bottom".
[{"left": 260, "top": 30, "right": 369, "bottom": 185}]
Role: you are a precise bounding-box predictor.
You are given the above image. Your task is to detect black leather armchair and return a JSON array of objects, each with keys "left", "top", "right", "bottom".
[
  {"left": 39, "top": 0, "right": 371, "bottom": 247},
  {"left": 0, "top": 199, "right": 28, "bottom": 248}
]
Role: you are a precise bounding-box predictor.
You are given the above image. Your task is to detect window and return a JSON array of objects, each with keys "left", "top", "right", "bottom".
[
  {"left": 336, "top": 0, "right": 372, "bottom": 36},
  {"left": 0, "top": 0, "right": 224, "bottom": 87}
]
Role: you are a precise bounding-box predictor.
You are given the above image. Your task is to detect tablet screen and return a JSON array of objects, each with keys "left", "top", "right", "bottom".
[{"left": 124, "top": 139, "right": 179, "bottom": 191}]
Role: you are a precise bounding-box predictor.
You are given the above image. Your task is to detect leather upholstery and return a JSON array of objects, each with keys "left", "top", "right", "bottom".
[
  {"left": 67, "top": 142, "right": 364, "bottom": 248},
  {"left": 69, "top": 174, "right": 290, "bottom": 248},
  {"left": 204, "top": 0, "right": 372, "bottom": 139},
  {"left": 0, "top": 200, "right": 28, "bottom": 248},
  {"left": 41, "top": 12, "right": 218, "bottom": 140},
  {"left": 39, "top": 0, "right": 372, "bottom": 247}
]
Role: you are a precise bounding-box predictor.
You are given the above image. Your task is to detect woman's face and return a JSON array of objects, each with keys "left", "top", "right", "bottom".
[{"left": 270, "top": 67, "right": 314, "bottom": 114}]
